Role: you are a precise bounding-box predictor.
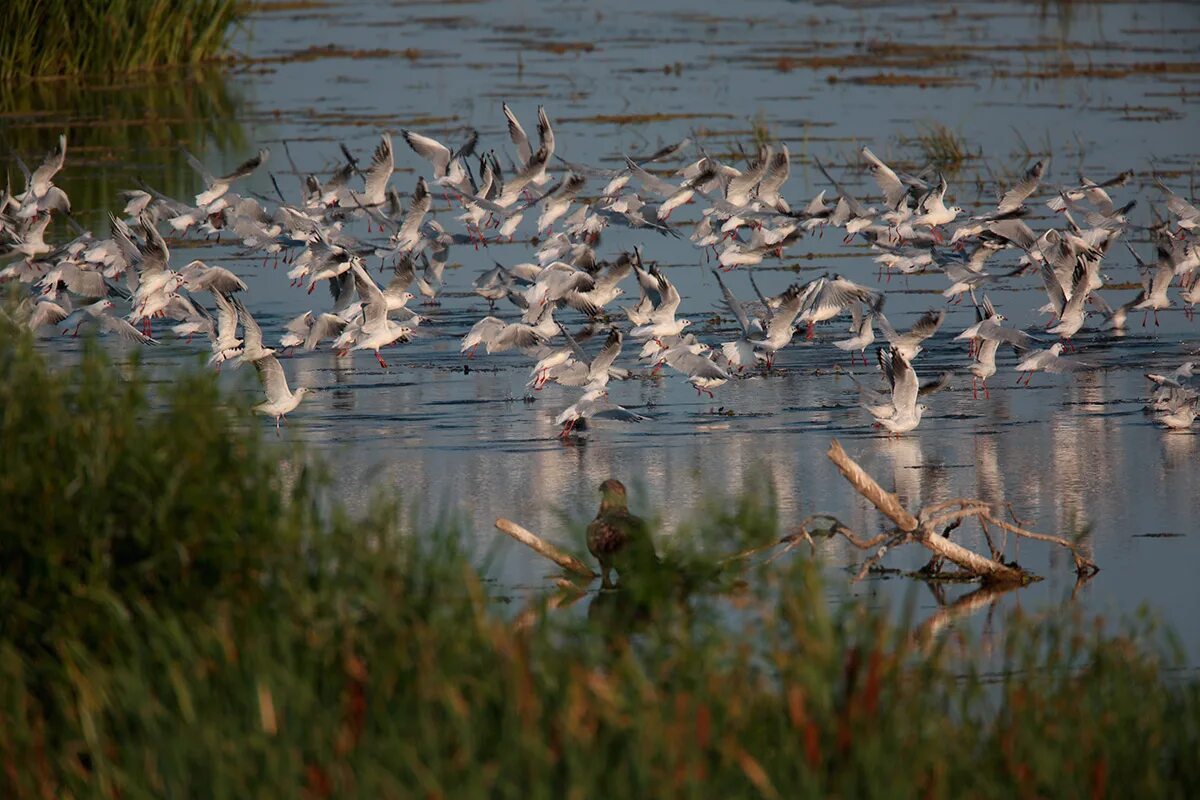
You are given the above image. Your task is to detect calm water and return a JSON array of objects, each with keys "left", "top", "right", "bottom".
[{"left": 5, "top": 0, "right": 1199, "bottom": 657}]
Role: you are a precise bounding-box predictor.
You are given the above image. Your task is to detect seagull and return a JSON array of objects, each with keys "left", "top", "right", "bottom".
[
  {"left": 1014, "top": 343, "right": 1090, "bottom": 385},
  {"left": 1041, "top": 263, "right": 1092, "bottom": 341},
  {"left": 956, "top": 295, "right": 1031, "bottom": 397},
  {"left": 713, "top": 269, "right": 766, "bottom": 370},
  {"left": 1132, "top": 254, "right": 1174, "bottom": 327},
  {"left": 630, "top": 267, "right": 689, "bottom": 340},
  {"left": 860, "top": 348, "right": 928, "bottom": 435},
  {"left": 25, "top": 133, "right": 67, "bottom": 201},
  {"left": 234, "top": 297, "right": 276, "bottom": 365},
  {"left": 994, "top": 159, "right": 1047, "bottom": 217},
  {"left": 625, "top": 155, "right": 715, "bottom": 221},
  {"left": 502, "top": 103, "right": 555, "bottom": 188},
  {"left": 556, "top": 387, "right": 646, "bottom": 439},
  {"left": 833, "top": 298, "right": 879, "bottom": 367},
  {"left": 529, "top": 325, "right": 623, "bottom": 391},
  {"left": 401, "top": 129, "right": 476, "bottom": 193},
  {"left": 206, "top": 290, "right": 244, "bottom": 365},
  {"left": 797, "top": 275, "right": 879, "bottom": 339},
  {"left": 814, "top": 156, "right": 877, "bottom": 242},
  {"left": 534, "top": 173, "right": 586, "bottom": 234},
  {"left": 1155, "top": 391, "right": 1198, "bottom": 430},
  {"left": 347, "top": 133, "right": 394, "bottom": 208},
  {"left": 662, "top": 346, "right": 729, "bottom": 397},
  {"left": 252, "top": 353, "right": 310, "bottom": 434},
  {"left": 1154, "top": 177, "right": 1200, "bottom": 234},
  {"left": 347, "top": 263, "right": 415, "bottom": 368},
  {"left": 912, "top": 174, "right": 962, "bottom": 239},
  {"left": 460, "top": 303, "right": 556, "bottom": 357},
  {"left": 183, "top": 147, "right": 269, "bottom": 207},
  {"left": 875, "top": 308, "right": 945, "bottom": 361},
  {"left": 748, "top": 283, "right": 804, "bottom": 368},
  {"left": 25, "top": 296, "right": 156, "bottom": 344},
  {"left": 180, "top": 260, "right": 248, "bottom": 295}
]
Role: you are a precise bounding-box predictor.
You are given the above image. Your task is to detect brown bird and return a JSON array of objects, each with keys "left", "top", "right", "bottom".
[{"left": 586, "top": 479, "right": 657, "bottom": 588}]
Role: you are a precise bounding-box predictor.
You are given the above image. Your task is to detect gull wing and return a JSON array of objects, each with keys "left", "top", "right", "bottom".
[
  {"left": 713, "top": 269, "right": 752, "bottom": 335},
  {"left": 363, "top": 134, "right": 394, "bottom": 201},
  {"left": 503, "top": 103, "right": 533, "bottom": 165},
  {"left": 219, "top": 148, "right": 270, "bottom": 182},
  {"left": 401, "top": 130, "right": 451, "bottom": 176},
  {"left": 861, "top": 146, "right": 907, "bottom": 208},
  {"left": 996, "top": 159, "right": 1046, "bottom": 214},
  {"left": 254, "top": 354, "right": 293, "bottom": 404}
]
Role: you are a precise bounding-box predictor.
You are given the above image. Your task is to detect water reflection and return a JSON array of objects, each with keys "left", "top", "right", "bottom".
[{"left": 0, "top": 68, "right": 247, "bottom": 227}]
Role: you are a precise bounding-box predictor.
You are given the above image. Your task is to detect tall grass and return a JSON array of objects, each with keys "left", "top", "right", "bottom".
[
  {"left": 908, "top": 122, "right": 971, "bottom": 174},
  {"left": 1, "top": 319, "right": 1198, "bottom": 798},
  {"left": 0, "top": 0, "right": 245, "bottom": 83}
]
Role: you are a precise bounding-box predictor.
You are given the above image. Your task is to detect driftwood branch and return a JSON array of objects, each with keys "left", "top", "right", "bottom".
[
  {"left": 854, "top": 531, "right": 914, "bottom": 582},
  {"left": 826, "top": 440, "right": 919, "bottom": 531},
  {"left": 981, "top": 513, "right": 1098, "bottom": 576},
  {"left": 494, "top": 518, "right": 597, "bottom": 578},
  {"left": 827, "top": 439, "right": 1030, "bottom": 585}
]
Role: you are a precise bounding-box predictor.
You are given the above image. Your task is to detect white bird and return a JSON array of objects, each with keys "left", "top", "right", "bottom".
[
  {"left": 1131, "top": 255, "right": 1174, "bottom": 327},
  {"left": 180, "top": 259, "right": 247, "bottom": 295},
  {"left": 833, "top": 300, "right": 879, "bottom": 367},
  {"left": 530, "top": 325, "right": 623, "bottom": 391},
  {"left": 630, "top": 266, "right": 689, "bottom": 340},
  {"left": 534, "top": 173, "right": 585, "bottom": 233},
  {"left": 748, "top": 283, "right": 805, "bottom": 369},
  {"left": 912, "top": 174, "right": 962, "bottom": 238},
  {"left": 713, "top": 270, "right": 766, "bottom": 370},
  {"left": 502, "top": 103, "right": 555, "bottom": 188},
  {"left": 252, "top": 354, "right": 309, "bottom": 434},
  {"left": 861, "top": 348, "right": 928, "bottom": 435},
  {"left": 1014, "top": 343, "right": 1090, "bottom": 385},
  {"left": 797, "top": 275, "right": 879, "bottom": 339},
  {"left": 460, "top": 303, "right": 556, "bottom": 357},
  {"left": 661, "top": 345, "right": 729, "bottom": 397},
  {"left": 555, "top": 387, "right": 646, "bottom": 439},
  {"left": 235, "top": 297, "right": 275, "bottom": 365},
  {"left": 207, "top": 290, "right": 244, "bottom": 366},
  {"left": 347, "top": 264, "right": 415, "bottom": 369},
  {"left": 875, "top": 308, "right": 945, "bottom": 361},
  {"left": 184, "top": 147, "right": 269, "bottom": 207},
  {"left": 625, "top": 155, "right": 715, "bottom": 221},
  {"left": 1155, "top": 177, "right": 1200, "bottom": 234},
  {"left": 347, "top": 133, "right": 394, "bottom": 208},
  {"left": 401, "top": 129, "right": 475, "bottom": 192}
]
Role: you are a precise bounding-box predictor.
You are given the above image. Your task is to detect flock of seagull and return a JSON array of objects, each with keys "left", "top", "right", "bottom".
[{"left": 3, "top": 104, "right": 1200, "bottom": 437}]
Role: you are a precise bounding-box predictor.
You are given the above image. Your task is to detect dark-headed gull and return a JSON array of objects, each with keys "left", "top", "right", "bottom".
[{"left": 183, "top": 146, "right": 269, "bottom": 207}]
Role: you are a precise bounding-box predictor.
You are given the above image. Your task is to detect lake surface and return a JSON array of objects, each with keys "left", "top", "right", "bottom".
[{"left": 5, "top": 0, "right": 1199, "bottom": 658}]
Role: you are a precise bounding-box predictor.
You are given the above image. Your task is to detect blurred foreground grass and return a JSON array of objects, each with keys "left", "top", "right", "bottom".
[{"left": 1, "top": 318, "right": 1198, "bottom": 798}]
